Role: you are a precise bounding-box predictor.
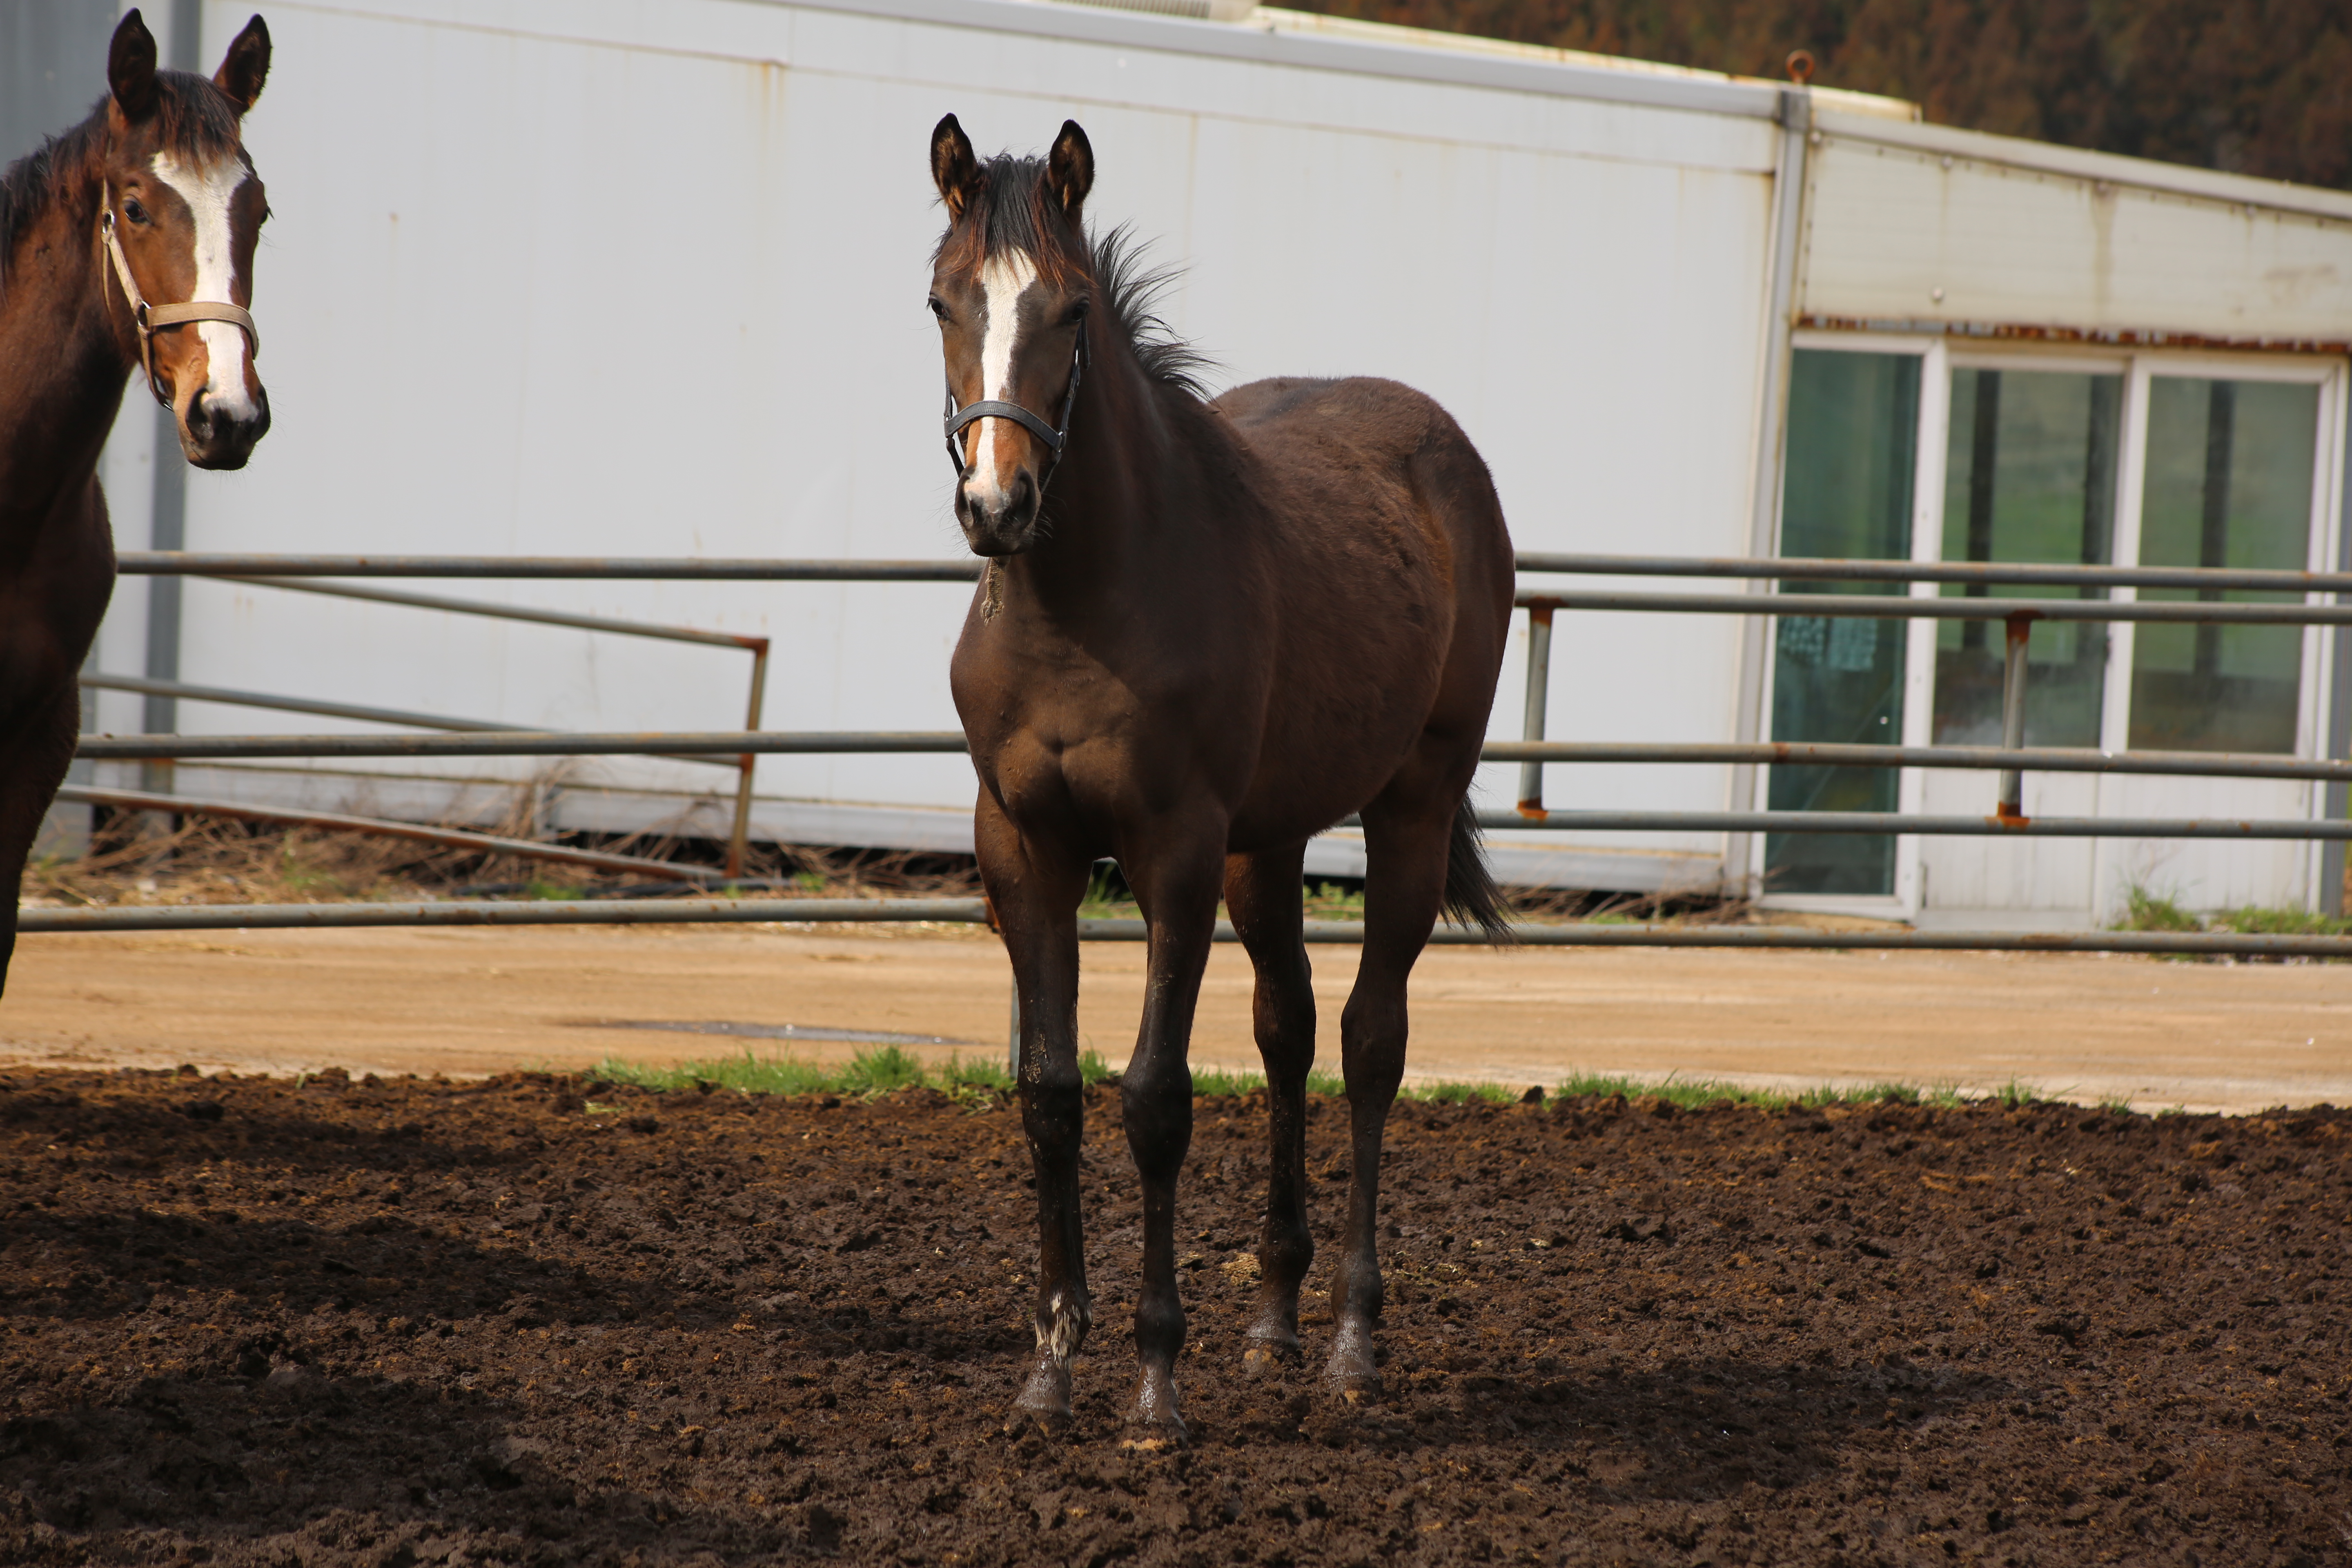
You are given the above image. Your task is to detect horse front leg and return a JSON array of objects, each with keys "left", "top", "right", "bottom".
[
  {"left": 1328, "top": 800, "right": 1453, "bottom": 1401},
  {"left": 1223, "top": 841, "right": 1316, "bottom": 1371},
  {"left": 0, "top": 678, "right": 84, "bottom": 999},
  {"left": 976, "top": 795, "right": 1094, "bottom": 1433},
  {"left": 1115, "top": 820, "right": 1227, "bottom": 1443}
]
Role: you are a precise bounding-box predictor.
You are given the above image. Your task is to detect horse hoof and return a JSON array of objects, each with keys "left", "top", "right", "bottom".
[
  {"left": 1129, "top": 1370, "right": 1189, "bottom": 1445},
  {"left": 1325, "top": 1321, "right": 1381, "bottom": 1401},
  {"left": 1008, "top": 1360, "right": 1074, "bottom": 1435}
]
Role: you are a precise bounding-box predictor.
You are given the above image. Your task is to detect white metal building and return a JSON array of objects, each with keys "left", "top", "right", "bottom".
[{"left": 29, "top": 0, "right": 2352, "bottom": 927}]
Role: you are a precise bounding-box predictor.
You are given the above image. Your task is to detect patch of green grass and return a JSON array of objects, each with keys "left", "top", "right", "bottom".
[
  {"left": 2211, "top": 904, "right": 2352, "bottom": 937},
  {"left": 2115, "top": 886, "right": 2203, "bottom": 933},
  {"left": 1992, "top": 1078, "right": 2043, "bottom": 1109},
  {"left": 581, "top": 1050, "right": 2069, "bottom": 1116},
  {"left": 591, "top": 1045, "right": 1013, "bottom": 1102},
  {"left": 1302, "top": 882, "right": 1368, "bottom": 920},
  {"left": 1184, "top": 1065, "right": 1350, "bottom": 1098}
]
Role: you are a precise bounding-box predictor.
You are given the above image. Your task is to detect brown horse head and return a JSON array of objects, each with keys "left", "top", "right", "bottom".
[
  {"left": 97, "top": 9, "right": 273, "bottom": 469},
  {"left": 928, "top": 114, "right": 1094, "bottom": 556}
]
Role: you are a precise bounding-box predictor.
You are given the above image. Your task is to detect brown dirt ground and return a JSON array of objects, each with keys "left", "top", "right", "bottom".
[
  {"left": 2, "top": 1069, "right": 2346, "bottom": 1566},
  {"left": 5, "top": 926, "right": 2352, "bottom": 1114}
]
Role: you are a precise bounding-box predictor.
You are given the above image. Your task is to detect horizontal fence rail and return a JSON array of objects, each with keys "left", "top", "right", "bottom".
[
  {"left": 71, "top": 729, "right": 970, "bottom": 760},
  {"left": 210, "top": 575, "right": 770, "bottom": 649},
  {"left": 20, "top": 898, "right": 2352, "bottom": 958},
  {"left": 118, "top": 555, "right": 986, "bottom": 581},
  {"left": 72, "top": 731, "right": 2348, "bottom": 784},
  {"left": 1468, "top": 810, "right": 2352, "bottom": 839},
  {"left": 1516, "top": 590, "right": 2352, "bottom": 624},
  {"left": 1515, "top": 551, "right": 2352, "bottom": 594},
  {"left": 113, "top": 551, "right": 2352, "bottom": 595},
  {"left": 1479, "top": 740, "right": 2352, "bottom": 783},
  {"left": 85, "top": 672, "right": 517, "bottom": 733}
]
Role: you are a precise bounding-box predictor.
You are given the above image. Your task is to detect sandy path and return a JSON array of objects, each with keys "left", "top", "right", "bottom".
[{"left": 2, "top": 921, "right": 2347, "bottom": 1113}]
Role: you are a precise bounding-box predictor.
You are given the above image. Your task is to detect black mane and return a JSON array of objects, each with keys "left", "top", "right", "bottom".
[
  {"left": 1090, "top": 225, "right": 1215, "bottom": 402},
  {"left": 0, "top": 74, "right": 246, "bottom": 299},
  {"left": 938, "top": 152, "right": 1215, "bottom": 402}
]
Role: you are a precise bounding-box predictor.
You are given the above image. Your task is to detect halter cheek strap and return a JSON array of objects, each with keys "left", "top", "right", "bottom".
[
  {"left": 943, "top": 325, "right": 1087, "bottom": 489},
  {"left": 100, "top": 182, "right": 262, "bottom": 408}
]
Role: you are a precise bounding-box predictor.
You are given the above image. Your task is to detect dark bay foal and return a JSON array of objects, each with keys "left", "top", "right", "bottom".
[
  {"left": 0, "top": 10, "right": 272, "bottom": 995},
  {"left": 929, "top": 116, "right": 1515, "bottom": 1443}
]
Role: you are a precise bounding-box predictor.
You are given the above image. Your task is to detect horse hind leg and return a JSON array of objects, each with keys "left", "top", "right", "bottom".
[
  {"left": 1327, "top": 793, "right": 1465, "bottom": 1401},
  {"left": 1222, "top": 841, "right": 1316, "bottom": 1372}
]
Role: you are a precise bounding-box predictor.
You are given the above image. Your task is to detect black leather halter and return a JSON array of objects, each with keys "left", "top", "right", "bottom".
[{"left": 943, "top": 325, "right": 1087, "bottom": 489}]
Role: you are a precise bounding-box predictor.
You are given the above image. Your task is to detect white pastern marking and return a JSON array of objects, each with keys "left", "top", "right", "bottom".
[
  {"left": 150, "top": 151, "right": 256, "bottom": 418},
  {"left": 1035, "top": 1286, "right": 1090, "bottom": 1362},
  {"left": 967, "top": 253, "right": 1039, "bottom": 507}
]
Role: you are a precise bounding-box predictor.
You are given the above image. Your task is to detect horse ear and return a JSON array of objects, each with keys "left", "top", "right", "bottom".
[
  {"left": 931, "top": 114, "right": 981, "bottom": 222},
  {"left": 214, "top": 16, "right": 272, "bottom": 113},
  {"left": 1047, "top": 120, "right": 1093, "bottom": 227},
  {"left": 108, "top": 9, "right": 159, "bottom": 124}
]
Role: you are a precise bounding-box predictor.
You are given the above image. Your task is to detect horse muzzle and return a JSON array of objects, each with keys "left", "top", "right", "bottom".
[
  {"left": 957, "top": 468, "right": 1041, "bottom": 556},
  {"left": 176, "top": 383, "right": 271, "bottom": 470}
]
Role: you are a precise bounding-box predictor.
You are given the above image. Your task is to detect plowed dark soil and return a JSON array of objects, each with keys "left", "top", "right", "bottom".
[{"left": 2, "top": 1070, "right": 2345, "bottom": 1566}]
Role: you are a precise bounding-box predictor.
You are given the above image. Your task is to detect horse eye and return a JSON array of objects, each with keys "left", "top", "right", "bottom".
[
  {"left": 123, "top": 197, "right": 149, "bottom": 226},
  {"left": 927, "top": 297, "right": 949, "bottom": 322}
]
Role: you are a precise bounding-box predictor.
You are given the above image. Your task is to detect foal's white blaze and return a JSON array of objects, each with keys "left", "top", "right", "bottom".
[
  {"left": 965, "top": 252, "right": 1040, "bottom": 511},
  {"left": 150, "top": 150, "right": 258, "bottom": 419}
]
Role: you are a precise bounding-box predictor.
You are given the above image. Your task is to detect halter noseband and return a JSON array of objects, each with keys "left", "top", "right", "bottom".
[
  {"left": 100, "top": 183, "right": 262, "bottom": 409},
  {"left": 942, "top": 324, "right": 1087, "bottom": 488}
]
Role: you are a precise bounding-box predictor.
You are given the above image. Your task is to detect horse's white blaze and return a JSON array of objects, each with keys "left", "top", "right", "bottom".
[
  {"left": 150, "top": 150, "right": 256, "bottom": 418},
  {"left": 966, "top": 252, "right": 1040, "bottom": 509}
]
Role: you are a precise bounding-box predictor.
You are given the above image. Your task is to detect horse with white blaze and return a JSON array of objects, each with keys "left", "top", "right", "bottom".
[
  {"left": 930, "top": 115, "right": 1515, "bottom": 1444},
  {"left": 0, "top": 9, "right": 275, "bottom": 996}
]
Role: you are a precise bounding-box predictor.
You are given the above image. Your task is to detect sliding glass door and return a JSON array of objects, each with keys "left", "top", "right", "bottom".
[
  {"left": 1764, "top": 348, "right": 1918, "bottom": 897},
  {"left": 2129, "top": 376, "right": 2321, "bottom": 754},
  {"left": 1765, "top": 340, "right": 2342, "bottom": 916},
  {"left": 1933, "top": 368, "right": 2121, "bottom": 747}
]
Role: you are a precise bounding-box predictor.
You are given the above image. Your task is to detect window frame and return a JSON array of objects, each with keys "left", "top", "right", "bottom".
[{"left": 1759, "top": 335, "right": 2350, "bottom": 919}]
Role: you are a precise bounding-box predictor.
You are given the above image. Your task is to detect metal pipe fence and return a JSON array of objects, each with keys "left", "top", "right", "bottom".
[
  {"left": 20, "top": 897, "right": 2352, "bottom": 959},
  {"left": 53, "top": 784, "right": 719, "bottom": 882},
  {"left": 54, "top": 548, "right": 2349, "bottom": 959},
  {"left": 106, "top": 564, "right": 773, "bottom": 871}
]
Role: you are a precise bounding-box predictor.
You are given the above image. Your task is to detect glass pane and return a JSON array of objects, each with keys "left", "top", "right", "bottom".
[
  {"left": 1933, "top": 369, "right": 2121, "bottom": 746},
  {"left": 1767, "top": 350, "right": 1918, "bottom": 896},
  {"left": 2129, "top": 378, "right": 2319, "bottom": 753}
]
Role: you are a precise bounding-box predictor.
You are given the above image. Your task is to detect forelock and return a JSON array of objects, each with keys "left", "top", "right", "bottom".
[{"left": 933, "top": 153, "right": 1082, "bottom": 287}]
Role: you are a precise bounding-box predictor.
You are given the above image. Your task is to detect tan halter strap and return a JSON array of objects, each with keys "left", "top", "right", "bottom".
[{"left": 100, "top": 182, "right": 261, "bottom": 408}]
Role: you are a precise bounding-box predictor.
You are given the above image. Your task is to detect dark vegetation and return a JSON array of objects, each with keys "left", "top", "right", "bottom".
[
  {"left": 1289, "top": 0, "right": 2352, "bottom": 191},
  {"left": 2, "top": 1068, "right": 2345, "bottom": 1564}
]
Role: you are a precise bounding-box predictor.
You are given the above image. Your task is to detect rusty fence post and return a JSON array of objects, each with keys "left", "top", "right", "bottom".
[
  {"left": 1517, "top": 601, "right": 1555, "bottom": 818},
  {"left": 1997, "top": 612, "right": 2033, "bottom": 821},
  {"left": 726, "top": 639, "right": 771, "bottom": 879}
]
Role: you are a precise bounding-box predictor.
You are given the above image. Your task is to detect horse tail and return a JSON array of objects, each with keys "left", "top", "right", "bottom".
[{"left": 1443, "top": 795, "right": 1515, "bottom": 944}]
